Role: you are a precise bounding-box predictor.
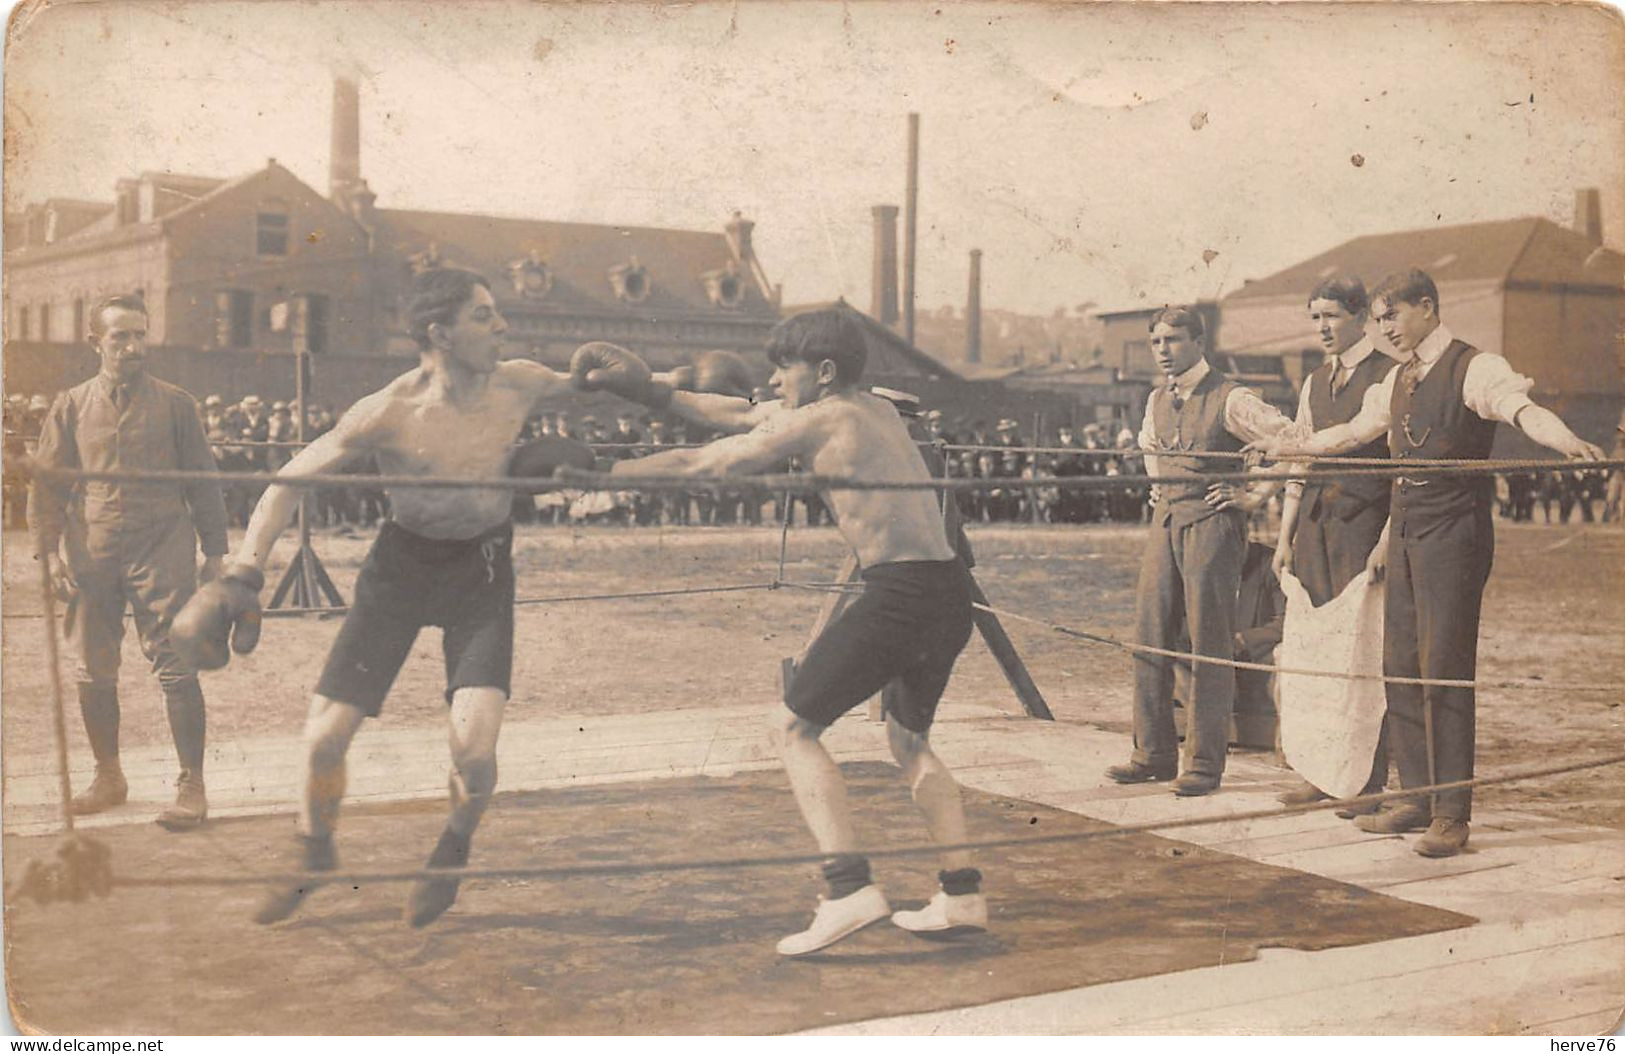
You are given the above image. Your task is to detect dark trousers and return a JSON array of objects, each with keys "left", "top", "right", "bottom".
[
  {"left": 1132, "top": 510, "right": 1245, "bottom": 778},
  {"left": 1382, "top": 508, "right": 1494, "bottom": 820},
  {"left": 1294, "top": 498, "right": 1391, "bottom": 793}
]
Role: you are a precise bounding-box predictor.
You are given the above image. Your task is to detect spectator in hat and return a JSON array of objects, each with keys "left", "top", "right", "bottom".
[{"left": 267, "top": 401, "right": 297, "bottom": 472}]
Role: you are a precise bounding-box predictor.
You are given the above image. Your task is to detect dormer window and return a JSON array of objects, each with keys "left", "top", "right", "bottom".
[
  {"left": 608, "top": 258, "right": 652, "bottom": 304},
  {"left": 702, "top": 262, "right": 746, "bottom": 309},
  {"left": 509, "top": 251, "right": 554, "bottom": 300},
  {"left": 256, "top": 201, "right": 290, "bottom": 256}
]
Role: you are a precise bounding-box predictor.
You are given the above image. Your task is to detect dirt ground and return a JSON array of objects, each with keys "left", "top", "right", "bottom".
[{"left": 3, "top": 520, "right": 1621, "bottom": 826}]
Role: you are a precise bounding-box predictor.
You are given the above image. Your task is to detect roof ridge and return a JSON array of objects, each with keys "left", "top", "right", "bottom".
[
  {"left": 379, "top": 207, "right": 725, "bottom": 240},
  {"left": 1501, "top": 215, "right": 1547, "bottom": 283}
]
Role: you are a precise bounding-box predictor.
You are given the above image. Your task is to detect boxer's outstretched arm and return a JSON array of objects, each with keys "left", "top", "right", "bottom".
[
  {"left": 231, "top": 392, "right": 388, "bottom": 570},
  {"left": 661, "top": 390, "right": 780, "bottom": 435},
  {"left": 613, "top": 411, "right": 810, "bottom": 477},
  {"left": 503, "top": 358, "right": 574, "bottom": 410}
]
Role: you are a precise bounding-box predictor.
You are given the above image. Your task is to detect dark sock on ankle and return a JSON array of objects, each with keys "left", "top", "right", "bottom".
[
  {"left": 939, "top": 867, "right": 982, "bottom": 895},
  {"left": 427, "top": 827, "right": 471, "bottom": 869},
  {"left": 821, "top": 853, "right": 871, "bottom": 899}
]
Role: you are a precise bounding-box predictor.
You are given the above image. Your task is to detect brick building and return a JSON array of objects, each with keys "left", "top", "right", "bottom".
[{"left": 3, "top": 78, "right": 783, "bottom": 403}]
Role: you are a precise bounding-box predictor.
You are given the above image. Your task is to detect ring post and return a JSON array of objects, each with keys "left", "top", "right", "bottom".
[{"left": 38, "top": 554, "right": 76, "bottom": 832}]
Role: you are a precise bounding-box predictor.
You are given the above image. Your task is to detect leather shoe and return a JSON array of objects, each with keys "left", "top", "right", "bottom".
[
  {"left": 253, "top": 834, "right": 337, "bottom": 925},
  {"left": 1354, "top": 804, "right": 1430, "bottom": 834},
  {"left": 156, "top": 771, "right": 207, "bottom": 831},
  {"left": 892, "top": 891, "right": 988, "bottom": 934},
  {"left": 1105, "top": 760, "right": 1176, "bottom": 785},
  {"left": 777, "top": 884, "right": 890, "bottom": 956},
  {"left": 404, "top": 827, "right": 471, "bottom": 928},
  {"left": 1415, "top": 818, "right": 1470, "bottom": 857},
  {"left": 70, "top": 766, "right": 128, "bottom": 815},
  {"left": 1276, "top": 779, "right": 1329, "bottom": 805},
  {"left": 1172, "top": 772, "right": 1221, "bottom": 797},
  {"left": 1335, "top": 798, "right": 1382, "bottom": 819}
]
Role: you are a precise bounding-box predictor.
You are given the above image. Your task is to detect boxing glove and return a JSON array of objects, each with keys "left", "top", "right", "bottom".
[
  {"left": 569, "top": 343, "right": 673, "bottom": 409},
  {"left": 688, "top": 349, "right": 756, "bottom": 398},
  {"left": 506, "top": 435, "right": 597, "bottom": 479},
  {"left": 170, "top": 564, "right": 265, "bottom": 671}
]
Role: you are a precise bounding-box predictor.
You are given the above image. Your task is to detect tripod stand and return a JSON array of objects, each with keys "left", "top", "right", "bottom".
[{"left": 267, "top": 337, "right": 343, "bottom": 611}]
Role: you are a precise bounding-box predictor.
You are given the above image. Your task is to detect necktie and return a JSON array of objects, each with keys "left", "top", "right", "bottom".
[
  {"left": 1168, "top": 383, "right": 1184, "bottom": 412},
  {"left": 1329, "top": 360, "right": 1347, "bottom": 397},
  {"left": 112, "top": 385, "right": 129, "bottom": 411}
]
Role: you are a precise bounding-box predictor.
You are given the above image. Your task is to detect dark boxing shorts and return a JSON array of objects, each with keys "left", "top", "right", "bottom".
[
  {"left": 315, "top": 520, "right": 515, "bottom": 715},
  {"left": 785, "top": 558, "right": 974, "bottom": 734}
]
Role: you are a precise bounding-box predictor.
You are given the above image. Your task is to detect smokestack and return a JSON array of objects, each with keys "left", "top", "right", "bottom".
[
  {"left": 1574, "top": 187, "right": 1603, "bottom": 245},
  {"left": 966, "top": 249, "right": 983, "bottom": 365},
  {"left": 903, "top": 113, "right": 919, "bottom": 347},
  {"left": 871, "top": 205, "right": 900, "bottom": 325},
  {"left": 330, "top": 76, "right": 362, "bottom": 203}
]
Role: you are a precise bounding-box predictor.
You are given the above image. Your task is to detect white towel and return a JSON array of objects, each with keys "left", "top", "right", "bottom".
[{"left": 1277, "top": 569, "right": 1388, "bottom": 799}]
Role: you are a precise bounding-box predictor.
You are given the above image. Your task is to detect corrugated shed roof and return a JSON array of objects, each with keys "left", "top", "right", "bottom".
[{"left": 375, "top": 209, "right": 778, "bottom": 319}]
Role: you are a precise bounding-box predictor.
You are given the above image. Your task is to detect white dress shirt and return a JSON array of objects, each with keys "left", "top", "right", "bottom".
[{"left": 1299, "top": 324, "right": 1536, "bottom": 454}]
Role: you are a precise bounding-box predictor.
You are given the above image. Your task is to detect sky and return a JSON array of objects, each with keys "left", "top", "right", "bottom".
[{"left": 5, "top": 0, "right": 1624, "bottom": 315}]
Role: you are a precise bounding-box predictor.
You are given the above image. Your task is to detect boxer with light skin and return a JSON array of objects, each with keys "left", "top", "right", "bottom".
[
  {"left": 573, "top": 309, "right": 985, "bottom": 956},
  {"left": 173, "top": 266, "right": 601, "bottom": 927}
]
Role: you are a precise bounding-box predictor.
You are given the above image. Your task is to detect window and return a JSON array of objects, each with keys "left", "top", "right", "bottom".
[
  {"left": 39, "top": 304, "right": 51, "bottom": 342},
  {"left": 256, "top": 205, "right": 290, "bottom": 256},
  {"left": 72, "top": 299, "right": 85, "bottom": 341},
  {"left": 214, "top": 290, "right": 254, "bottom": 349},
  {"left": 18, "top": 305, "right": 29, "bottom": 340}
]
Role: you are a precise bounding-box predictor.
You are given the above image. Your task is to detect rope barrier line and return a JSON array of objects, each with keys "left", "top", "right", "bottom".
[
  {"left": 75, "top": 750, "right": 1625, "bottom": 894},
  {"left": 254, "top": 582, "right": 781, "bottom": 618},
  {"left": 942, "top": 443, "right": 1621, "bottom": 469},
  {"left": 973, "top": 600, "right": 1623, "bottom": 694},
  {"left": 24, "top": 456, "right": 1625, "bottom": 496}
]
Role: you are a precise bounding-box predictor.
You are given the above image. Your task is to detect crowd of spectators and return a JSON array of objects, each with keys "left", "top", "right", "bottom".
[
  {"left": 6, "top": 389, "right": 1623, "bottom": 532},
  {"left": 1494, "top": 467, "right": 1616, "bottom": 525},
  {"left": 937, "top": 416, "right": 1154, "bottom": 525}
]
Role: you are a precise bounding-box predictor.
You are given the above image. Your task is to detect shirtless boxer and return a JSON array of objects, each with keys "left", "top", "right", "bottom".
[
  {"left": 172, "top": 267, "right": 593, "bottom": 926},
  {"left": 573, "top": 308, "right": 983, "bottom": 956}
]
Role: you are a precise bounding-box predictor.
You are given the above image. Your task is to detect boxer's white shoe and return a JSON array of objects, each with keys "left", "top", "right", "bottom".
[
  {"left": 891, "top": 890, "right": 988, "bottom": 934},
  {"left": 775, "top": 884, "right": 890, "bottom": 956}
]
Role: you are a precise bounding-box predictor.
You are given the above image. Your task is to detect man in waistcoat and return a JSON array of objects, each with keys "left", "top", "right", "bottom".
[
  {"left": 1251, "top": 269, "right": 1603, "bottom": 856},
  {"left": 1105, "top": 305, "right": 1298, "bottom": 797},
  {"left": 1273, "top": 275, "right": 1403, "bottom": 815}
]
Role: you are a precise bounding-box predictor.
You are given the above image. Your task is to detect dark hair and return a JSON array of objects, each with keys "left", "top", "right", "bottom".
[
  {"left": 408, "top": 267, "right": 491, "bottom": 349},
  {"left": 87, "top": 294, "right": 148, "bottom": 339},
  {"left": 1370, "top": 269, "right": 1440, "bottom": 312},
  {"left": 1148, "top": 304, "right": 1204, "bottom": 340},
  {"left": 1307, "top": 274, "right": 1368, "bottom": 315},
  {"left": 764, "top": 308, "right": 868, "bottom": 386}
]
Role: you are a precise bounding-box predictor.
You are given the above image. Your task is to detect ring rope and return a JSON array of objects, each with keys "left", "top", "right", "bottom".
[
  {"left": 764, "top": 582, "right": 1622, "bottom": 694},
  {"left": 24, "top": 456, "right": 1625, "bottom": 496},
  {"left": 970, "top": 598, "right": 1623, "bottom": 694},
  {"left": 71, "top": 751, "right": 1625, "bottom": 895},
  {"left": 255, "top": 582, "right": 780, "bottom": 618},
  {"left": 943, "top": 442, "right": 1620, "bottom": 468}
]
